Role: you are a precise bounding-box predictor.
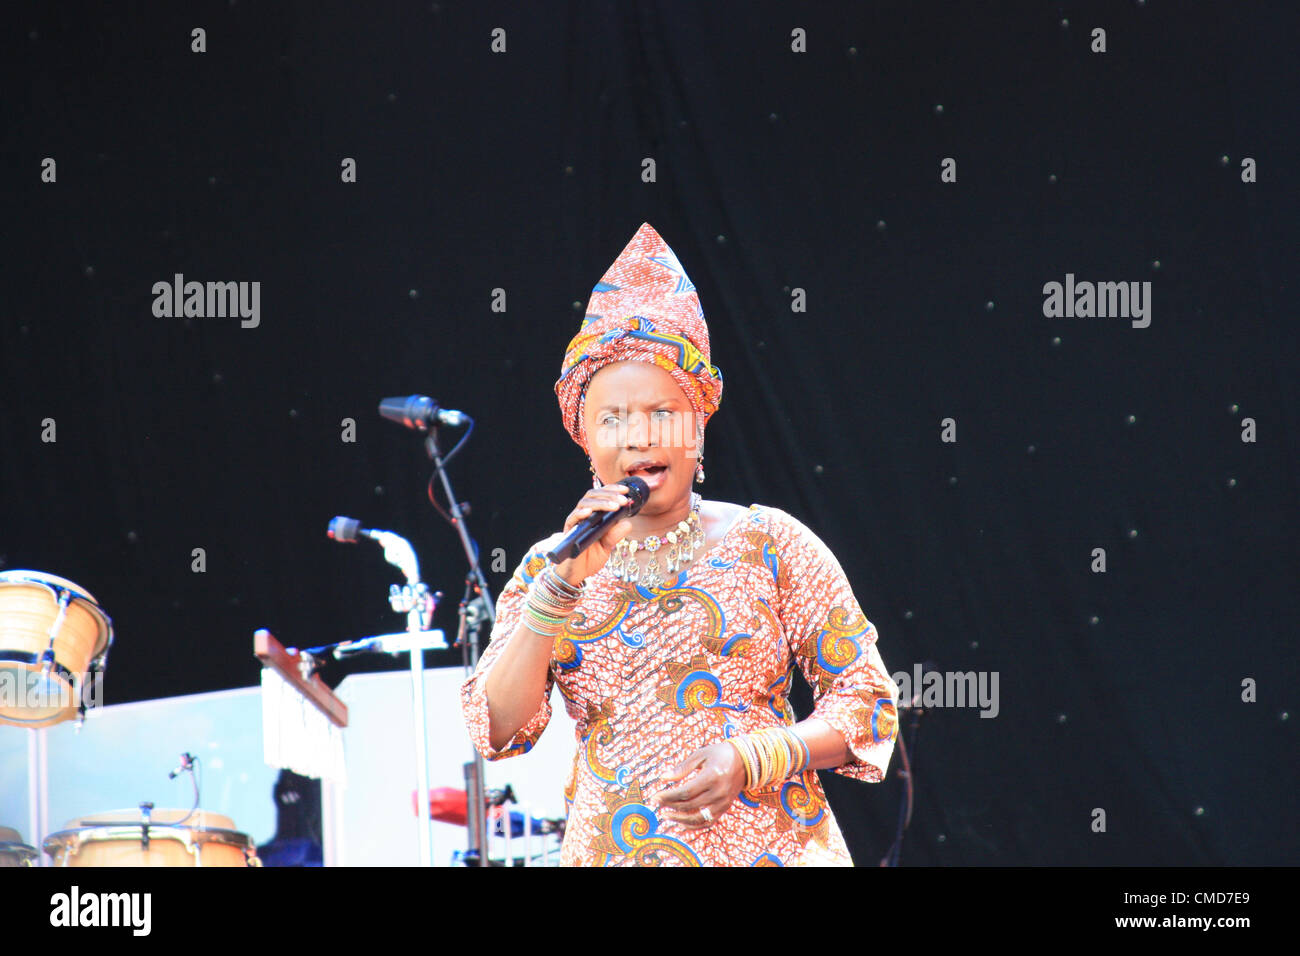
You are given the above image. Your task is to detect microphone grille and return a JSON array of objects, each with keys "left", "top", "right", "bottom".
[
  {"left": 328, "top": 516, "right": 362, "bottom": 543},
  {"left": 621, "top": 476, "right": 650, "bottom": 513}
]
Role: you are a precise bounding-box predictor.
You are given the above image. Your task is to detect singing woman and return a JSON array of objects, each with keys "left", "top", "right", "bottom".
[{"left": 461, "top": 223, "right": 899, "bottom": 866}]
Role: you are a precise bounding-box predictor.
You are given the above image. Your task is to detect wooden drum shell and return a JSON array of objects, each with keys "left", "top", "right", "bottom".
[
  {"left": 43, "top": 809, "right": 259, "bottom": 868},
  {"left": 0, "top": 571, "right": 113, "bottom": 728}
]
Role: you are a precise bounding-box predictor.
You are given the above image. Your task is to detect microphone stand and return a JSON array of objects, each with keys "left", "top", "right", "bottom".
[
  {"left": 422, "top": 427, "right": 495, "bottom": 866},
  {"left": 328, "top": 524, "right": 441, "bottom": 866},
  {"left": 880, "top": 696, "right": 924, "bottom": 867},
  {"left": 359, "top": 536, "right": 440, "bottom": 869},
  {"left": 303, "top": 620, "right": 446, "bottom": 867},
  {"left": 456, "top": 582, "right": 492, "bottom": 865}
]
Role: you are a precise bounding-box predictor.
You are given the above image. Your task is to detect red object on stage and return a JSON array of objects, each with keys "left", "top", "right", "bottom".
[{"left": 412, "top": 787, "right": 469, "bottom": 825}]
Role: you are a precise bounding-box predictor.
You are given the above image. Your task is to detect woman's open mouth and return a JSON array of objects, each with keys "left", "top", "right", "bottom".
[{"left": 624, "top": 463, "right": 669, "bottom": 490}]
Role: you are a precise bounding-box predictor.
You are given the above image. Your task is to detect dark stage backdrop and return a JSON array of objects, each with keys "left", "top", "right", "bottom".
[{"left": 2, "top": 1, "right": 1295, "bottom": 866}]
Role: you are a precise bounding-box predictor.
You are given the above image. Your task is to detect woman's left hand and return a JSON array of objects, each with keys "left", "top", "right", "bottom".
[{"left": 653, "top": 741, "right": 747, "bottom": 829}]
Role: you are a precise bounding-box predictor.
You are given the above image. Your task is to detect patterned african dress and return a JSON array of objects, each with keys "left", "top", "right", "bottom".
[{"left": 460, "top": 503, "right": 900, "bottom": 866}]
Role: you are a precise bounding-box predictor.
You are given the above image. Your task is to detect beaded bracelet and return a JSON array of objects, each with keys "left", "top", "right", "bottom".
[{"left": 522, "top": 564, "right": 585, "bottom": 638}]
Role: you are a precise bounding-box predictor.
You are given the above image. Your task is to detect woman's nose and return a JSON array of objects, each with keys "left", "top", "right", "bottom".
[{"left": 623, "top": 411, "right": 653, "bottom": 447}]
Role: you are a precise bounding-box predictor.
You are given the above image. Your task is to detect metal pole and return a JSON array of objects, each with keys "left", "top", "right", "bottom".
[
  {"left": 463, "top": 759, "right": 484, "bottom": 866},
  {"left": 26, "top": 730, "right": 41, "bottom": 866},
  {"left": 408, "top": 601, "right": 434, "bottom": 867},
  {"left": 505, "top": 804, "right": 515, "bottom": 867},
  {"left": 523, "top": 803, "right": 532, "bottom": 867}
]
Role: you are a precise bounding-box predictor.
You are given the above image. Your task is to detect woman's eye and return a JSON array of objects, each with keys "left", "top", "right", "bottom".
[{"left": 599, "top": 410, "right": 671, "bottom": 426}]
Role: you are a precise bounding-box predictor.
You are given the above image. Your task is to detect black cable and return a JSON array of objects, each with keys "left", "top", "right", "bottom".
[
  {"left": 425, "top": 416, "right": 475, "bottom": 525},
  {"left": 880, "top": 708, "right": 920, "bottom": 867},
  {"left": 173, "top": 756, "right": 202, "bottom": 827}
]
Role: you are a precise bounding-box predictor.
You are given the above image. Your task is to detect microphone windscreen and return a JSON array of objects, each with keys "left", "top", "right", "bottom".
[
  {"left": 328, "top": 516, "right": 362, "bottom": 542},
  {"left": 621, "top": 476, "right": 650, "bottom": 514},
  {"left": 378, "top": 395, "right": 433, "bottom": 430}
]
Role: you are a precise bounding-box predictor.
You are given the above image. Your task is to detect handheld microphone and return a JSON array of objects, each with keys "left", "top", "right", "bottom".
[
  {"left": 379, "top": 395, "right": 468, "bottom": 431},
  {"left": 545, "top": 476, "right": 649, "bottom": 563}
]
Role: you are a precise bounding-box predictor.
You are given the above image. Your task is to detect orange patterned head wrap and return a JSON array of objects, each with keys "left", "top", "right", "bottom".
[{"left": 555, "top": 223, "right": 723, "bottom": 454}]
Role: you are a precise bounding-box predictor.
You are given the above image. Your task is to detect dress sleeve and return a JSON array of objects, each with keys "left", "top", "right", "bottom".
[
  {"left": 771, "top": 508, "right": 901, "bottom": 783},
  {"left": 459, "top": 537, "right": 561, "bottom": 761}
]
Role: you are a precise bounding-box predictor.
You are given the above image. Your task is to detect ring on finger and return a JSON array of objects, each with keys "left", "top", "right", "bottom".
[{"left": 699, "top": 806, "right": 714, "bottom": 824}]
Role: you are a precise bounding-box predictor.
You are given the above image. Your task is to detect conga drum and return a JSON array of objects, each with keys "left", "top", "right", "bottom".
[
  {"left": 0, "top": 827, "right": 38, "bottom": 867},
  {"left": 0, "top": 570, "right": 113, "bottom": 728},
  {"left": 43, "top": 809, "right": 261, "bottom": 867}
]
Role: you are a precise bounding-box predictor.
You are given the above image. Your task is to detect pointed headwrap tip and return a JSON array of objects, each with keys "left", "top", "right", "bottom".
[{"left": 555, "top": 224, "right": 722, "bottom": 454}]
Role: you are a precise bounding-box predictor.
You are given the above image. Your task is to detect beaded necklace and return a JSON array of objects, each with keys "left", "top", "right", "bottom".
[{"left": 606, "top": 492, "right": 706, "bottom": 588}]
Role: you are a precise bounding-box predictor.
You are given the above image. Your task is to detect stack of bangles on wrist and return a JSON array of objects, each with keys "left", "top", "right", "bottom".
[
  {"left": 728, "top": 726, "right": 812, "bottom": 789},
  {"left": 522, "top": 564, "right": 585, "bottom": 637}
]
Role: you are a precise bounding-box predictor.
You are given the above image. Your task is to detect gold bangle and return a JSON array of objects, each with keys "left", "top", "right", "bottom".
[
  {"left": 737, "top": 728, "right": 812, "bottom": 790},
  {"left": 772, "top": 729, "right": 788, "bottom": 783},
  {"left": 728, "top": 738, "right": 756, "bottom": 790},
  {"left": 754, "top": 730, "right": 778, "bottom": 787},
  {"left": 770, "top": 730, "right": 790, "bottom": 783},
  {"left": 788, "top": 728, "right": 811, "bottom": 774}
]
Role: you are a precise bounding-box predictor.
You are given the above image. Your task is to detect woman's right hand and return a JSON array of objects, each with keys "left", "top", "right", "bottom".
[{"left": 552, "top": 482, "right": 636, "bottom": 586}]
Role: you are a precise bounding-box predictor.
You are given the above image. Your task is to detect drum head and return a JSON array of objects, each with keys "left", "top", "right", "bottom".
[
  {"left": 63, "top": 808, "right": 239, "bottom": 830},
  {"left": 44, "top": 810, "right": 257, "bottom": 867},
  {"left": 0, "top": 570, "right": 102, "bottom": 605}
]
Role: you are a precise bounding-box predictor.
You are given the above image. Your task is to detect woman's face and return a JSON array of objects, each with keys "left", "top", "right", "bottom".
[{"left": 583, "top": 361, "right": 701, "bottom": 514}]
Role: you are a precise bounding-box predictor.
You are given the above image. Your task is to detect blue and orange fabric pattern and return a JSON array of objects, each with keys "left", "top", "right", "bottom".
[{"left": 460, "top": 504, "right": 900, "bottom": 866}]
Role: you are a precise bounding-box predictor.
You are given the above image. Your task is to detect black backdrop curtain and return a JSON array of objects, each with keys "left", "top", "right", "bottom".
[{"left": 2, "top": 0, "right": 1295, "bottom": 865}]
